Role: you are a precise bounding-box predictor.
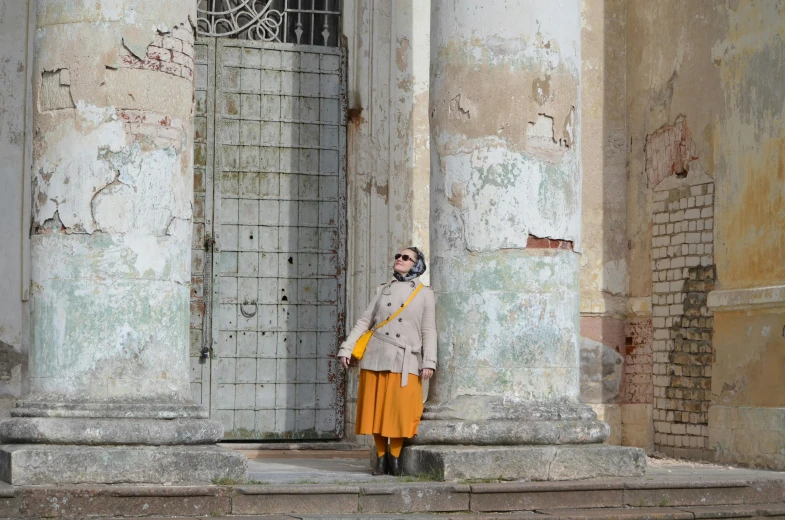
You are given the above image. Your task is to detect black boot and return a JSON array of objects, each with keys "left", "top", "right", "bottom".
[
  {"left": 372, "top": 452, "right": 388, "bottom": 476},
  {"left": 388, "top": 454, "right": 402, "bottom": 476}
]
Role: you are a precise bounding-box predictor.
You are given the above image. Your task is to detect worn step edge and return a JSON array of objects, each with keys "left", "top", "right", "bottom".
[
  {"left": 469, "top": 480, "right": 752, "bottom": 494},
  {"left": 680, "top": 503, "right": 785, "bottom": 519},
  {"left": 537, "top": 507, "right": 695, "bottom": 519},
  {"left": 14, "top": 485, "right": 224, "bottom": 497},
  {"left": 234, "top": 485, "right": 360, "bottom": 495},
  {"left": 360, "top": 483, "right": 471, "bottom": 495},
  {"left": 624, "top": 480, "right": 753, "bottom": 490}
]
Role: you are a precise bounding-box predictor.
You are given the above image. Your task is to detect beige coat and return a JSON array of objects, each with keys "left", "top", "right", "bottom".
[{"left": 337, "top": 278, "right": 437, "bottom": 386}]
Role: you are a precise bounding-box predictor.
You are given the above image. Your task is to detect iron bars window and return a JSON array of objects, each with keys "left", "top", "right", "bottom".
[{"left": 197, "top": 0, "right": 342, "bottom": 47}]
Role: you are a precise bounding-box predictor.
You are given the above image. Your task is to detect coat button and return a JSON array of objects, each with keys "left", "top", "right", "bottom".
[
  {"left": 398, "top": 318, "right": 402, "bottom": 322},
  {"left": 396, "top": 334, "right": 400, "bottom": 338},
  {"left": 400, "top": 304, "right": 404, "bottom": 307},
  {"left": 387, "top": 303, "right": 391, "bottom": 306},
  {"left": 385, "top": 332, "right": 389, "bottom": 335}
]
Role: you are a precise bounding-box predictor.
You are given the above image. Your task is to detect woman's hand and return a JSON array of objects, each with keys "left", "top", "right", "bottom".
[
  {"left": 339, "top": 356, "right": 350, "bottom": 369},
  {"left": 421, "top": 368, "right": 434, "bottom": 380}
]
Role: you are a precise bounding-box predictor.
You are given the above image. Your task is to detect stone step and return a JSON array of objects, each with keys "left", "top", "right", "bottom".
[
  {"left": 0, "top": 477, "right": 784, "bottom": 518},
  {"left": 96, "top": 504, "right": 785, "bottom": 519}
]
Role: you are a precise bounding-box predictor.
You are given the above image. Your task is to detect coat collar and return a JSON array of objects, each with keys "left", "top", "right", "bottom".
[{"left": 382, "top": 276, "right": 421, "bottom": 294}]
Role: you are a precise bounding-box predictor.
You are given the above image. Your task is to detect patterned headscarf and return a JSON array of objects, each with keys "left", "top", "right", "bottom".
[{"left": 393, "top": 246, "right": 427, "bottom": 282}]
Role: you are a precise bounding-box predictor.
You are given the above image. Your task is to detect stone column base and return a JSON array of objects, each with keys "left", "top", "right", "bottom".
[
  {"left": 402, "top": 444, "right": 646, "bottom": 481},
  {"left": 0, "top": 444, "right": 248, "bottom": 485}
]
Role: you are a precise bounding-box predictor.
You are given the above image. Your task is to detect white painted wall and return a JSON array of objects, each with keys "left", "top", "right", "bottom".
[{"left": 0, "top": 0, "right": 33, "bottom": 413}]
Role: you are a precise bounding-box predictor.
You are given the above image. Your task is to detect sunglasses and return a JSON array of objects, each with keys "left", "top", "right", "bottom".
[{"left": 394, "top": 254, "right": 416, "bottom": 262}]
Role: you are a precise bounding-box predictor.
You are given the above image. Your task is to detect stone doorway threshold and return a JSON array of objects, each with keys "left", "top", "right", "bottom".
[{"left": 220, "top": 443, "right": 390, "bottom": 484}]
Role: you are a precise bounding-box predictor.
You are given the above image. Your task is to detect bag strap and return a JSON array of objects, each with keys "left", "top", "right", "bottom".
[{"left": 372, "top": 284, "right": 424, "bottom": 332}]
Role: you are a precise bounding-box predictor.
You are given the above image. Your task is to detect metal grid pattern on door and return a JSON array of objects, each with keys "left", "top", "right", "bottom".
[{"left": 211, "top": 39, "right": 346, "bottom": 439}]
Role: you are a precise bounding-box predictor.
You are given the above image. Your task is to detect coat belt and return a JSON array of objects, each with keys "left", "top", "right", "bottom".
[
  {"left": 371, "top": 332, "right": 417, "bottom": 387},
  {"left": 399, "top": 343, "right": 414, "bottom": 387}
]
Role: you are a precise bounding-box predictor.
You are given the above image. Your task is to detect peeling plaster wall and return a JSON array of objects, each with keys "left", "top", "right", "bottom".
[
  {"left": 343, "top": 0, "right": 431, "bottom": 441},
  {"left": 27, "top": 0, "right": 198, "bottom": 405},
  {"left": 626, "top": 1, "right": 785, "bottom": 466},
  {"left": 0, "top": 0, "right": 33, "bottom": 415},
  {"left": 428, "top": 0, "right": 584, "bottom": 404}
]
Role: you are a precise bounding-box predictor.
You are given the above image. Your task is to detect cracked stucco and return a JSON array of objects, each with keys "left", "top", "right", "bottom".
[
  {"left": 26, "top": 0, "right": 196, "bottom": 404},
  {"left": 428, "top": 1, "right": 584, "bottom": 405},
  {"left": 430, "top": 1, "right": 582, "bottom": 256}
]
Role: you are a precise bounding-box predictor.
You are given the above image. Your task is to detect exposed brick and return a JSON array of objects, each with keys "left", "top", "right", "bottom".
[
  {"left": 526, "top": 235, "right": 574, "bottom": 250},
  {"left": 651, "top": 181, "right": 715, "bottom": 460}
]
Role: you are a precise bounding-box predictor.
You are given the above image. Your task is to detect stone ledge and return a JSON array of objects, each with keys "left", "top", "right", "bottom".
[
  {"left": 232, "top": 490, "right": 358, "bottom": 515},
  {"left": 538, "top": 507, "right": 694, "bottom": 519},
  {"left": 410, "top": 419, "right": 610, "bottom": 445},
  {"left": 0, "top": 444, "right": 247, "bottom": 485},
  {"left": 0, "top": 417, "right": 223, "bottom": 445},
  {"left": 623, "top": 480, "right": 785, "bottom": 507},
  {"left": 707, "top": 285, "right": 785, "bottom": 311},
  {"left": 358, "top": 483, "right": 470, "bottom": 513},
  {"left": 0, "top": 474, "right": 779, "bottom": 517},
  {"left": 235, "top": 485, "right": 360, "bottom": 495},
  {"left": 402, "top": 444, "right": 646, "bottom": 482},
  {"left": 11, "top": 400, "right": 208, "bottom": 419}
]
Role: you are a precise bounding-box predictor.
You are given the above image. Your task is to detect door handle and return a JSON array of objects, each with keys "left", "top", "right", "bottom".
[{"left": 240, "top": 300, "right": 257, "bottom": 318}]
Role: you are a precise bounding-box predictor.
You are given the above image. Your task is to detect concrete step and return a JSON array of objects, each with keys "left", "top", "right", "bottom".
[
  {"left": 87, "top": 504, "right": 785, "bottom": 519},
  {"left": 1, "top": 474, "right": 785, "bottom": 518}
]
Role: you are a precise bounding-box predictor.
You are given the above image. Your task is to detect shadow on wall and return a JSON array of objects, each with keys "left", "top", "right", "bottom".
[
  {"left": 0, "top": 341, "right": 26, "bottom": 417},
  {"left": 343, "top": 0, "right": 430, "bottom": 446}
]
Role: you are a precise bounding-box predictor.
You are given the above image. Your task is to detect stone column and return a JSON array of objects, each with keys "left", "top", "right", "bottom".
[
  {"left": 0, "top": 0, "right": 246, "bottom": 485},
  {"left": 403, "top": 0, "right": 645, "bottom": 481}
]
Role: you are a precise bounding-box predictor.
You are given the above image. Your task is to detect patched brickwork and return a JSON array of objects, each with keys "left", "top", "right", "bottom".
[
  {"left": 624, "top": 318, "right": 653, "bottom": 404},
  {"left": 651, "top": 181, "right": 715, "bottom": 460},
  {"left": 645, "top": 116, "right": 698, "bottom": 189},
  {"left": 119, "top": 25, "right": 195, "bottom": 80},
  {"left": 527, "top": 235, "right": 574, "bottom": 250},
  {"left": 117, "top": 109, "right": 185, "bottom": 149}
]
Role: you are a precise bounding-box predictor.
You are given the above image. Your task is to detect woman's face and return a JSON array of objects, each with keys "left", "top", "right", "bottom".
[{"left": 393, "top": 249, "right": 418, "bottom": 275}]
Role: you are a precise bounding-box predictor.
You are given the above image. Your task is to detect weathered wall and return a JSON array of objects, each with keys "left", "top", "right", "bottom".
[
  {"left": 0, "top": 0, "right": 33, "bottom": 415},
  {"left": 427, "top": 0, "right": 584, "bottom": 406},
  {"left": 342, "top": 0, "right": 430, "bottom": 441},
  {"left": 579, "top": 0, "right": 628, "bottom": 320},
  {"left": 626, "top": 0, "right": 785, "bottom": 466},
  {"left": 580, "top": 0, "right": 655, "bottom": 452},
  {"left": 26, "top": 0, "right": 198, "bottom": 407}
]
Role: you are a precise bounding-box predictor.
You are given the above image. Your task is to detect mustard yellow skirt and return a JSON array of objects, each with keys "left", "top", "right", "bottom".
[{"left": 356, "top": 369, "right": 423, "bottom": 438}]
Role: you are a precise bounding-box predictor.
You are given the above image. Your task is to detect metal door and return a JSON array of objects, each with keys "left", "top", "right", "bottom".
[{"left": 208, "top": 38, "right": 346, "bottom": 439}]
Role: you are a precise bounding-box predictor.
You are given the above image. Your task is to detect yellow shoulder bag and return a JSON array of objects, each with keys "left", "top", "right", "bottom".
[{"left": 351, "top": 284, "right": 424, "bottom": 360}]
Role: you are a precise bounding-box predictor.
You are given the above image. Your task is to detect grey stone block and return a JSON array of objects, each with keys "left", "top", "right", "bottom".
[
  {"left": 623, "top": 480, "right": 785, "bottom": 507},
  {"left": 422, "top": 396, "right": 598, "bottom": 422},
  {"left": 359, "top": 483, "right": 470, "bottom": 513},
  {"left": 11, "top": 400, "right": 208, "bottom": 419},
  {"left": 19, "top": 486, "right": 231, "bottom": 518},
  {"left": 410, "top": 419, "right": 609, "bottom": 445},
  {"left": 402, "top": 445, "right": 646, "bottom": 482},
  {"left": 232, "top": 485, "right": 358, "bottom": 515},
  {"left": 0, "top": 417, "right": 223, "bottom": 445},
  {"left": 470, "top": 485, "right": 623, "bottom": 512},
  {"left": 0, "top": 444, "right": 247, "bottom": 485},
  {"left": 537, "top": 507, "right": 693, "bottom": 519}
]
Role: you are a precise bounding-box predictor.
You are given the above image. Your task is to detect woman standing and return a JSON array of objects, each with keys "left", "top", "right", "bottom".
[{"left": 337, "top": 247, "right": 437, "bottom": 476}]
